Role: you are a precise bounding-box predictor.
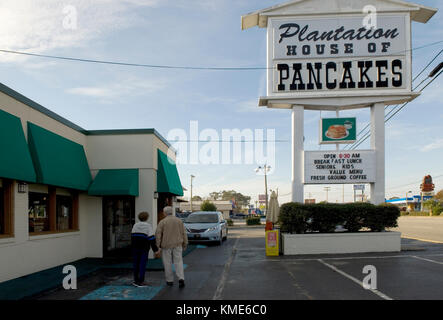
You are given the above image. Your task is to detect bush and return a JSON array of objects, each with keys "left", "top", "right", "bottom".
[
  {"left": 200, "top": 200, "right": 217, "bottom": 211},
  {"left": 227, "top": 219, "right": 234, "bottom": 226},
  {"left": 246, "top": 217, "right": 261, "bottom": 225},
  {"left": 279, "top": 202, "right": 400, "bottom": 234},
  {"left": 279, "top": 203, "right": 310, "bottom": 234},
  {"left": 364, "top": 204, "right": 400, "bottom": 232}
]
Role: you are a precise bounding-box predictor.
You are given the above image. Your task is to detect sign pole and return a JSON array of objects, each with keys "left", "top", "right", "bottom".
[
  {"left": 291, "top": 105, "right": 304, "bottom": 203},
  {"left": 370, "top": 103, "right": 386, "bottom": 204}
]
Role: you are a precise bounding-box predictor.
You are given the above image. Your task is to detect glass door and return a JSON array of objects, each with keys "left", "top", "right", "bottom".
[{"left": 103, "top": 197, "right": 135, "bottom": 256}]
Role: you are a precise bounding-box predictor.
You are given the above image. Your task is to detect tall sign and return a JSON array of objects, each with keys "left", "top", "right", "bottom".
[{"left": 242, "top": 0, "right": 437, "bottom": 204}]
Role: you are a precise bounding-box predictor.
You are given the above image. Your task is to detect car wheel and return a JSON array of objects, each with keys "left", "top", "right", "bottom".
[
  {"left": 217, "top": 232, "right": 223, "bottom": 246},
  {"left": 223, "top": 229, "right": 228, "bottom": 241}
]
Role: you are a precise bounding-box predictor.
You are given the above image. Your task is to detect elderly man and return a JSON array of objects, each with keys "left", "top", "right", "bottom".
[{"left": 155, "top": 206, "right": 188, "bottom": 288}]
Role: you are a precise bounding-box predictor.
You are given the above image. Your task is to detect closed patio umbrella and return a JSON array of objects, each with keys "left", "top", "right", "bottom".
[{"left": 267, "top": 191, "right": 280, "bottom": 225}]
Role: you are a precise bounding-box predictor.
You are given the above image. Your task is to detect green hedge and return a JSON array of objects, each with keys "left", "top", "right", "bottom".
[
  {"left": 246, "top": 217, "right": 261, "bottom": 225},
  {"left": 227, "top": 219, "right": 234, "bottom": 226},
  {"left": 279, "top": 202, "right": 400, "bottom": 234}
]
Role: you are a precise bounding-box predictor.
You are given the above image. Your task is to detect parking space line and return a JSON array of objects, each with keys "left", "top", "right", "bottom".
[
  {"left": 213, "top": 237, "right": 240, "bottom": 300},
  {"left": 411, "top": 255, "right": 443, "bottom": 265},
  {"left": 317, "top": 259, "right": 393, "bottom": 300}
]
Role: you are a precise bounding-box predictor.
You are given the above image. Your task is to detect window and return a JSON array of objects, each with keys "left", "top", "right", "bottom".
[
  {"left": 0, "top": 183, "right": 4, "bottom": 234},
  {"left": 56, "top": 195, "right": 73, "bottom": 231},
  {"left": 0, "top": 179, "right": 14, "bottom": 237},
  {"left": 28, "top": 192, "right": 50, "bottom": 233},
  {"left": 28, "top": 186, "right": 79, "bottom": 234}
]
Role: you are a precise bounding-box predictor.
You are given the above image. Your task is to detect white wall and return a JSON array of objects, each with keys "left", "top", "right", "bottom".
[{"left": 0, "top": 182, "right": 102, "bottom": 283}]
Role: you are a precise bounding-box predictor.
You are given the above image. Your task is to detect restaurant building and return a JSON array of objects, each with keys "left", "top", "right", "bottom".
[{"left": 0, "top": 82, "right": 183, "bottom": 283}]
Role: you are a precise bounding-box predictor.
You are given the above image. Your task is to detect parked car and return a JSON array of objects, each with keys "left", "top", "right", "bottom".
[
  {"left": 176, "top": 211, "right": 191, "bottom": 221},
  {"left": 232, "top": 213, "right": 247, "bottom": 219},
  {"left": 184, "top": 211, "right": 228, "bottom": 245}
]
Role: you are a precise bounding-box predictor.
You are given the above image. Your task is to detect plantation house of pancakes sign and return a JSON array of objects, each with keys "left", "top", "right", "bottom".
[{"left": 242, "top": 0, "right": 436, "bottom": 204}]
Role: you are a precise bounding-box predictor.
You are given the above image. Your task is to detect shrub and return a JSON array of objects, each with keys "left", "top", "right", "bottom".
[
  {"left": 279, "top": 203, "right": 310, "bottom": 234},
  {"left": 200, "top": 200, "right": 217, "bottom": 211},
  {"left": 246, "top": 217, "right": 261, "bottom": 225},
  {"left": 279, "top": 202, "right": 400, "bottom": 234},
  {"left": 341, "top": 203, "right": 374, "bottom": 232},
  {"left": 364, "top": 204, "right": 400, "bottom": 232},
  {"left": 309, "top": 203, "right": 344, "bottom": 233},
  {"left": 227, "top": 219, "right": 234, "bottom": 226}
]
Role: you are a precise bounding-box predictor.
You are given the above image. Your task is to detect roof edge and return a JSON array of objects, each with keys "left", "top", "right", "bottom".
[{"left": 0, "top": 82, "right": 172, "bottom": 148}]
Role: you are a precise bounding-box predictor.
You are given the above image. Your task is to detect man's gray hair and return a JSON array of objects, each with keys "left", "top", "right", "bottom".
[{"left": 163, "top": 206, "right": 173, "bottom": 216}]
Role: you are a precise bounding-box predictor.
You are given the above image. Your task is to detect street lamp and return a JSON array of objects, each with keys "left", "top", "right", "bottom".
[
  {"left": 255, "top": 165, "right": 271, "bottom": 215},
  {"left": 190, "top": 175, "right": 195, "bottom": 212}
]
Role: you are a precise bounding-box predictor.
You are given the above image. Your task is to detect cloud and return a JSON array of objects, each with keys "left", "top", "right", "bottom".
[
  {"left": 0, "top": 0, "right": 160, "bottom": 63},
  {"left": 421, "top": 138, "right": 443, "bottom": 152},
  {"left": 66, "top": 76, "right": 168, "bottom": 100}
]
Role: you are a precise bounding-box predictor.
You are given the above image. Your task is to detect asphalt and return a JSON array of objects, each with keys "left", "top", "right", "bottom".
[
  {"left": 16, "top": 224, "right": 443, "bottom": 300},
  {"left": 392, "top": 216, "right": 443, "bottom": 243}
]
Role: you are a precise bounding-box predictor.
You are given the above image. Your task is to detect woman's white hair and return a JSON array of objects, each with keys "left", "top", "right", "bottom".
[{"left": 163, "top": 206, "right": 173, "bottom": 215}]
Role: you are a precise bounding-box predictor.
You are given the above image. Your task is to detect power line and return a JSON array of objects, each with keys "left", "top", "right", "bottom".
[
  {"left": 387, "top": 174, "right": 443, "bottom": 191},
  {"left": 343, "top": 48, "right": 443, "bottom": 150},
  {"left": 0, "top": 40, "right": 442, "bottom": 71},
  {"left": 346, "top": 63, "right": 443, "bottom": 150}
]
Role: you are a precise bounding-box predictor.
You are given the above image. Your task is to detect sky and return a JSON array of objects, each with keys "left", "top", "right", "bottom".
[{"left": 0, "top": 0, "right": 442, "bottom": 205}]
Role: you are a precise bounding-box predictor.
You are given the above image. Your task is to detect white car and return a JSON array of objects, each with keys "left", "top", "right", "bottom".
[{"left": 184, "top": 211, "right": 228, "bottom": 245}]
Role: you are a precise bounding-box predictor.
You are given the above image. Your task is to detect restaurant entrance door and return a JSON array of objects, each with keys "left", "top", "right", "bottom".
[{"left": 103, "top": 196, "right": 135, "bottom": 257}]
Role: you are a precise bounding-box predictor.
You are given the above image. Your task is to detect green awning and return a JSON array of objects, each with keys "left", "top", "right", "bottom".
[
  {"left": 27, "top": 122, "right": 92, "bottom": 190},
  {"left": 157, "top": 150, "right": 183, "bottom": 196},
  {"left": 88, "top": 169, "right": 139, "bottom": 196},
  {"left": 0, "top": 110, "right": 36, "bottom": 182}
]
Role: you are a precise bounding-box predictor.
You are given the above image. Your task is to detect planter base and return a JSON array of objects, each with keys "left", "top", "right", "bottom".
[{"left": 282, "top": 231, "right": 401, "bottom": 255}]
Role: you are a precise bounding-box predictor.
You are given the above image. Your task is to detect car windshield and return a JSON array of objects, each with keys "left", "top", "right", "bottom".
[{"left": 185, "top": 213, "right": 219, "bottom": 223}]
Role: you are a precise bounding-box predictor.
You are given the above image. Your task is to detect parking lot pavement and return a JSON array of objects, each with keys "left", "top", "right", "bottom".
[
  {"left": 32, "top": 227, "right": 443, "bottom": 300},
  {"left": 155, "top": 227, "right": 443, "bottom": 300}
]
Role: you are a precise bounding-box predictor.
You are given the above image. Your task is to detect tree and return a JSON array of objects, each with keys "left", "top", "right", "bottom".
[
  {"left": 192, "top": 195, "right": 202, "bottom": 201},
  {"left": 209, "top": 192, "right": 220, "bottom": 200},
  {"left": 200, "top": 200, "right": 217, "bottom": 211},
  {"left": 434, "top": 190, "right": 443, "bottom": 202},
  {"left": 219, "top": 190, "right": 251, "bottom": 207}
]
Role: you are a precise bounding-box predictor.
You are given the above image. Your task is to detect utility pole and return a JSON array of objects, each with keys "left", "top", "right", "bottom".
[
  {"left": 324, "top": 186, "right": 331, "bottom": 203},
  {"left": 190, "top": 175, "right": 195, "bottom": 212},
  {"left": 255, "top": 165, "right": 271, "bottom": 215}
]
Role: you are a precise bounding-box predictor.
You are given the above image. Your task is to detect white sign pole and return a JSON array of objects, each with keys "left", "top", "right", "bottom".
[
  {"left": 291, "top": 105, "right": 304, "bottom": 203},
  {"left": 370, "top": 102, "right": 386, "bottom": 204}
]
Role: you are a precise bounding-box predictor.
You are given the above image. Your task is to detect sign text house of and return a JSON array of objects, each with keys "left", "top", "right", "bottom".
[{"left": 270, "top": 15, "right": 409, "bottom": 94}]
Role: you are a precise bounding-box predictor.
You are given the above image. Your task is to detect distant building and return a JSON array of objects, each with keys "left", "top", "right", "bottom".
[
  {"left": 179, "top": 200, "right": 233, "bottom": 219},
  {"left": 385, "top": 195, "right": 433, "bottom": 211}
]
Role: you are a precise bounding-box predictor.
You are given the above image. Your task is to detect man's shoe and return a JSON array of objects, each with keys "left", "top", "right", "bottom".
[
  {"left": 166, "top": 281, "right": 173, "bottom": 286},
  {"left": 132, "top": 282, "right": 142, "bottom": 287},
  {"left": 179, "top": 279, "right": 185, "bottom": 288}
]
